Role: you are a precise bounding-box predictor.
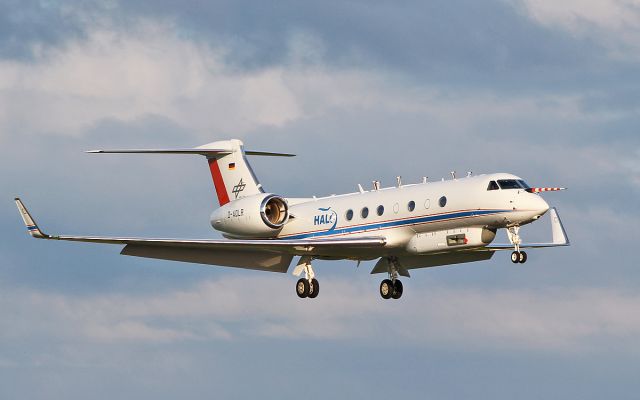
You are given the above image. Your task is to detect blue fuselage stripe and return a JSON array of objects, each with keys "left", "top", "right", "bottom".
[{"left": 281, "top": 209, "right": 508, "bottom": 240}]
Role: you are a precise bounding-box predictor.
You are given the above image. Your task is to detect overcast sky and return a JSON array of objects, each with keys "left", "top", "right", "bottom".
[{"left": 1, "top": 1, "right": 639, "bottom": 399}]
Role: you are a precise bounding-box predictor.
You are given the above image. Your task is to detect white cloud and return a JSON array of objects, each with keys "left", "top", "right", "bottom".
[
  {"left": 510, "top": 0, "right": 640, "bottom": 57},
  {"left": 0, "top": 18, "right": 618, "bottom": 143},
  {"left": 0, "top": 21, "right": 302, "bottom": 137},
  {"left": 4, "top": 277, "right": 640, "bottom": 353}
]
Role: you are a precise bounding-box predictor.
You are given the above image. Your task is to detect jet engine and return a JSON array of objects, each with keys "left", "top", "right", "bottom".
[{"left": 210, "top": 193, "right": 289, "bottom": 238}]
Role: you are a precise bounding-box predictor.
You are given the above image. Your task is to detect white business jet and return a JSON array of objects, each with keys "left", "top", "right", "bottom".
[{"left": 16, "top": 139, "right": 569, "bottom": 299}]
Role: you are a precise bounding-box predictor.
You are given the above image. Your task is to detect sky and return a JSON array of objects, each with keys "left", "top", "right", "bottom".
[{"left": 1, "top": 0, "right": 639, "bottom": 398}]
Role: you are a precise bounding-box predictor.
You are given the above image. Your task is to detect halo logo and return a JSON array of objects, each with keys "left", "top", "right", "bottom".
[{"left": 314, "top": 207, "right": 338, "bottom": 231}]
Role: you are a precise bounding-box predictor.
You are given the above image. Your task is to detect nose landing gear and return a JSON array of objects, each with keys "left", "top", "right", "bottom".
[
  {"left": 510, "top": 250, "right": 527, "bottom": 264},
  {"left": 508, "top": 226, "right": 527, "bottom": 264}
]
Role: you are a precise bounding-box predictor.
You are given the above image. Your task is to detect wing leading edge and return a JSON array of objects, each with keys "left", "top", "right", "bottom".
[{"left": 14, "top": 198, "right": 386, "bottom": 272}]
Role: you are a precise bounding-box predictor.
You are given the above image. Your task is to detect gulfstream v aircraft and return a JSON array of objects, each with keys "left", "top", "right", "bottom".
[{"left": 16, "top": 139, "right": 569, "bottom": 299}]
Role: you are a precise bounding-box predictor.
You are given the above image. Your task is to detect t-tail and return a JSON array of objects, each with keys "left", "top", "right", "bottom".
[{"left": 87, "top": 139, "right": 295, "bottom": 206}]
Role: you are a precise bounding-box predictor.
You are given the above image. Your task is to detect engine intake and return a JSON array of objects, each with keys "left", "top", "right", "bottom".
[{"left": 261, "top": 195, "right": 289, "bottom": 228}]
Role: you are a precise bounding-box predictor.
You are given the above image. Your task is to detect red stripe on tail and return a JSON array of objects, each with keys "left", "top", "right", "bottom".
[{"left": 208, "top": 158, "right": 230, "bottom": 206}]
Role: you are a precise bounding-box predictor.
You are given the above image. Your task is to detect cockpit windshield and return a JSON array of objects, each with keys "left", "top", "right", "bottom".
[
  {"left": 497, "top": 179, "right": 524, "bottom": 190},
  {"left": 517, "top": 180, "right": 530, "bottom": 189}
]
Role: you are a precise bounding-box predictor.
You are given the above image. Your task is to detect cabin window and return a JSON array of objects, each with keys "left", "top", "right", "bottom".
[
  {"left": 345, "top": 209, "right": 354, "bottom": 221},
  {"left": 497, "top": 179, "right": 522, "bottom": 190},
  {"left": 487, "top": 181, "right": 499, "bottom": 191},
  {"left": 439, "top": 196, "right": 447, "bottom": 207},
  {"left": 361, "top": 207, "right": 369, "bottom": 218},
  {"left": 408, "top": 201, "right": 416, "bottom": 212},
  {"left": 377, "top": 205, "right": 384, "bottom": 216}
]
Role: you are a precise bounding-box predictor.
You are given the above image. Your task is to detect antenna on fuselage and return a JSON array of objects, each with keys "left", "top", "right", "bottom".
[
  {"left": 357, "top": 184, "right": 365, "bottom": 194},
  {"left": 422, "top": 176, "right": 428, "bottom": 184},
  {"left": 450, "top": 171, "right": 456, "bottom": 180},
  {"left": 396, "top": 176, "right": 402, "bottom": 187},
  {"left": 372, "top": 180, "right": 381, "bottom": 190},
  {"left": 467, "top": 171, "right": 473, "bottom": 177}
]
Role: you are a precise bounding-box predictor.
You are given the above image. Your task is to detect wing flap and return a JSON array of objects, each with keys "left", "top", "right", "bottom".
[{"left": 121, "top": 244, "right": 293, "bottom": 272}]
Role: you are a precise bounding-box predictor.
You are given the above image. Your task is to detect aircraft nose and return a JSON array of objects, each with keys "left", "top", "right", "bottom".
[{"left": 533, "top": 195, "right": 550, "bottom": 217}]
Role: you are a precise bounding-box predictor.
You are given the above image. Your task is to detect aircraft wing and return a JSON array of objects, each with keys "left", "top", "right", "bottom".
[
  {"left": 483, "top": 207, "right": 570, "bottom": 250},
  {"left": 15, "top": 198, "right": 386, "bottom": 273}
]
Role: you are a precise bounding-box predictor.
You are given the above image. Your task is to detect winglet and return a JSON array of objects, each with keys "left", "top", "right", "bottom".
[
  {"left": 550, "top": 207, "right": 570, "bottom": 245},
  {"left": 14, "top": 198, "right": 48, "bottom": 239}
]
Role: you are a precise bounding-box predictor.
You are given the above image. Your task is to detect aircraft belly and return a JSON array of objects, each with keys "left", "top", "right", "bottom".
[
  {"left": 370, "top": 251, "right": 495, "bottom": 274},
  {"left": 401, "top": 251, "right": 494, "bottom": 270}
]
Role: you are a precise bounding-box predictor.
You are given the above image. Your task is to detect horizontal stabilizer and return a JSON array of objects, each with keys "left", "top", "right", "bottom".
[
  {"left": 86, "top": 149, "right": 295, "bottom": 157},
  {"left": 86, "top": 148, "right": 231, "bottom": 155}
]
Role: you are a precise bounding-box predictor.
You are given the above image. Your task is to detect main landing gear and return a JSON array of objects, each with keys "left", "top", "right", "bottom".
[
  {"left": 380, "top": 279, "right": 403, "bottom": 300},
  {"left": 380, "top": 257, "right": 404, "bottom": 300},
  {"left": 507, "top": 226, "right": 527, "bottom": 264},
  {"left": 293, "top": 256, "right": 319, "bottom": 299}
]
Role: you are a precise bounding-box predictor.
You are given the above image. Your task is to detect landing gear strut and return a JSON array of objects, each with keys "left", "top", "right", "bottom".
[
  {"left": 293, "top": 257, "right": 319, "bottom": 299},
  {"left": 508, "top": 226, "right": 527, "bottom": 264},
  {"left": 380, "top": 257, "right": 404, "bottom": 300}
]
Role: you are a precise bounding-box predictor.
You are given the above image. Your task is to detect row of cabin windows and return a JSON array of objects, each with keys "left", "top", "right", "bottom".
[
  {"left": 487, "top": 179, "right": 531, "bottom": 191},
  {"left": 344, "top": 196, "right": 447, "bottom": 221}
]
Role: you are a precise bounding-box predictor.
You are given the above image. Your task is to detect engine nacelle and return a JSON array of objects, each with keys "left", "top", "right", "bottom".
[
  {"left": 210, "top": 194, "right": 289, "bottom": 238},
  {"left": 406, "top": 227, "right": 496, "bottom": 254}
]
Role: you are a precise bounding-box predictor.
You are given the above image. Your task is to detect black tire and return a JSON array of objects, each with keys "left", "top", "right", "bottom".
[
  {"left": 380, "top": 279, "right": 393, "bottom": 299},
  {"left": 519, "top": 251, "right": 528, "bottom": 264},
  {"left": 511, "top": 251, "right": 520, "bottom": 263},
  {"left": 308, "top": 278, "right": 320, "bottom": 298},
  {"left": 391, "top": 280, "right": 403, "bottom": 299},
  {"left": 296, "top": 278, "right": 310, "bottom": 298}
]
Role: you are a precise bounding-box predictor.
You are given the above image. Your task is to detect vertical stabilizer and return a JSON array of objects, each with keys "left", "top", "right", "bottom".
[{"left": 199, "top": 139, "right": 264, "bottom": 206}]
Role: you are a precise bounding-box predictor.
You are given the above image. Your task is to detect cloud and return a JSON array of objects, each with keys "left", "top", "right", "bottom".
[
  {"left": 0, "top": 17, "right": 618, "bottom": 141},
  {"left": 511, "top": 0, "right": 640, "bottom": 58},
  {"left": 4, "top": 276, "right": 640, "bottom": 353},
  {"left": 0, "top": 21, "right": 305, "bottom": 137}
]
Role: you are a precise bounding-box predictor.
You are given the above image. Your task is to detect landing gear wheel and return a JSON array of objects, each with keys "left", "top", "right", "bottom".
[
  {"left": 519, "top": 251, "right": 527, "bottom": 264},
  {"left": 391, "top": 280, "right": 403, "bottom": 299},
  {"left": 511, "top": 251, "right": 520, "bottom": 264},
  {"left": 308, "top": 278, "right": 320, "bottom": 298},
  {"left": 296, "top": 278, "right": 310, "bottom": 298},
  {"left": 380, "top": 279, "right": 393, "bottom": 299}
]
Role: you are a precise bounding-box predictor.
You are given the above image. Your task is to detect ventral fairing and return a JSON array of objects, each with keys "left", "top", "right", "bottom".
[{"left": 16, "top": 139, "right": 569, "bottom": 300}]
